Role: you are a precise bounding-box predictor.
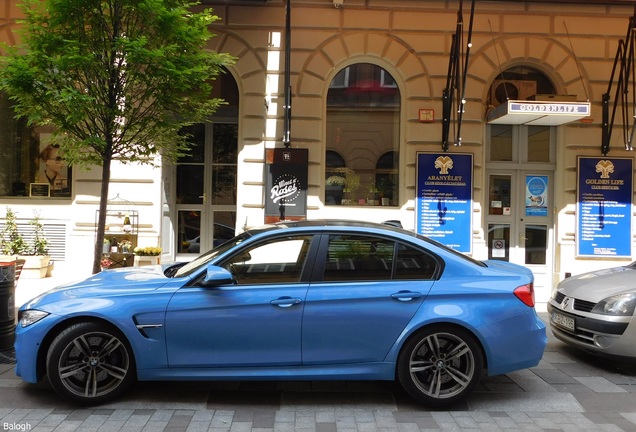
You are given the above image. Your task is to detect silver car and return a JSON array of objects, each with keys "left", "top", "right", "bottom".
[{"left": 548, "top": 263, "right": 636, "bottom": 359}]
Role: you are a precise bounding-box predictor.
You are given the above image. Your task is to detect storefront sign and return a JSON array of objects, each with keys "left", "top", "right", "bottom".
[
  {"left": 416, "top": 152, "right": 473, "bottom": 253},
  {"left": 509, "top": 102, "right": 590, "bottom": 116},
  {"left": 265, "top": 148, "right": 308, "bottom": 223},
  {"left": 525, "top": 175, "right": 548, "bottom": 216},
  {"left": 577, "top": 157, "right": 633, "bottom": 258}
]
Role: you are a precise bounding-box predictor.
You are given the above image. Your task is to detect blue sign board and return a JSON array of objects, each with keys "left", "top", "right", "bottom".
[
  {"left": 416, "top": 153, "right": 473, "bottom": 253},
  {"left": 577, "top": 157, "right": 633, "bottom": 258}
]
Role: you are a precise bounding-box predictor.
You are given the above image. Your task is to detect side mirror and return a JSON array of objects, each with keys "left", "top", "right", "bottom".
[{"left": 201, "top": 265, "right": 235, "bottom": 287}]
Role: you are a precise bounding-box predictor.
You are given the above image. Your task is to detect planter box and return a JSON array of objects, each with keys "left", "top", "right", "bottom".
[
  {"left": 134, "top": 255, "right": 160, "bottom": 267},
  {"left": 18, "top": 255, "right": 51, "bottom": 279}
]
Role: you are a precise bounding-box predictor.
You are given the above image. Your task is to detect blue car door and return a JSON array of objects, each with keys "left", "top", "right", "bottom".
[
  {"left": 302, "top": 234, "right": 436, "bottom": 364},
  {"left": 165, "top": 235, "right": 315, "bottom": 367}
]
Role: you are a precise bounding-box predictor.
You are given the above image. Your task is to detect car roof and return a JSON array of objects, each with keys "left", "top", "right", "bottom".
[{"left": 254, "top": 219, "right": 412, "bottom": 236}]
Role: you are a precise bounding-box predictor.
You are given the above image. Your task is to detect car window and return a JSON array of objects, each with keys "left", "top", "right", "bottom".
[
  {"left": 173, "top": 232, "right": 251, "bottom": 278},
  {"left": 394, "top": 243, "right": 438, "bottom": 280},
  {"left": 222, "top": 235, "right": 313, "bottom": 285},
  {"left": 323, "top": 234, "right": 394, "bottom": 281},
  {"left": 415, "top": 232, "right": 486, "bottom": 267}
]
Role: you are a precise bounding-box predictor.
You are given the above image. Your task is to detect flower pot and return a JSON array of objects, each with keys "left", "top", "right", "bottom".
[
  {"left": 134, "top": 255, "right": 160, "bottom": 267},
  {"left": 18, "top": 255, "right": 51, "bottom": 279}
]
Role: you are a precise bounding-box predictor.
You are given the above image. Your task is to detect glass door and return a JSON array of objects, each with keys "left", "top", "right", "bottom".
[
  {"left": 176, "top": 123, "right": 237, "bottom": 256},
  {"left": 486, "top": 170, "right": 553, "bottom": 301}
]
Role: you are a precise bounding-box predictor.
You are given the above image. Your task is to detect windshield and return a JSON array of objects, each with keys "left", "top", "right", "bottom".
[{"left": 173, "top": 232, "right": 251, "bottom": 278}]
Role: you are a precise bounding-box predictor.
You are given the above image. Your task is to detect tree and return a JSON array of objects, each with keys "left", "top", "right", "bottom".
[{"left": 0, "top": 0, "right": 234, "bottom": 273}]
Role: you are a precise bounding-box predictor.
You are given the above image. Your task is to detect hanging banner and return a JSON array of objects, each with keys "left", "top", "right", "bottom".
[
  {"left": 265, "top": 148, "right": 308, "bottom": 224},
  {"left": 415, "top": 152, "right": 473, "bottom": 253},
  {"left": 577, "top": 157, "right": 633, "bottom": 258},
  {"left": 525, "top": 175, "right": 549, "bottom": 216}
]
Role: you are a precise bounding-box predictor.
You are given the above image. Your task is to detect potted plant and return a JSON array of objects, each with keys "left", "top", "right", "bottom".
[
  {"left": 133, "top": 246, "right": 162, "bottom": 266},
  {"left": 20, "top": 211, "right": 51, "bottom": 278},
  {"left": 0, "top": 207, "right": 27, "bottom": 259},
  {"left": 1, "top": 208, "right": 51, "bottom": 278},
  {"left": 325, "top": 167, "right": 360, "bottom": 205},
  {"left": 118, "top": 239, "right": 133, "bottom": 253},
  {"left": 100, "top": 256, "right": 114, "bottom": 271}
]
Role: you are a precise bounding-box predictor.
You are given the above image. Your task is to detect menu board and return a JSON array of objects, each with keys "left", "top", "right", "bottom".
[
  {"left": 415, "top": 153, "right": 473, "bottom": 253},
  {"left": 577, "top": 157, "right": 633, "bottom": 258}
]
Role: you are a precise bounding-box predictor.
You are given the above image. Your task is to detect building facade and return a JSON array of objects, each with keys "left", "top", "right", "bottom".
[{"left": 1, "top": 0, "right": 635, "bottom": 302}]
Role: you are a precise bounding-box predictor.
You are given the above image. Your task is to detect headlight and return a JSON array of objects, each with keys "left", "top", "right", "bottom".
[
  {"left": 19, "top": 310, "right": 49, "bottom": 327},
  {"left": 592, "top": 293, "right": 636, "bottom": 316}
]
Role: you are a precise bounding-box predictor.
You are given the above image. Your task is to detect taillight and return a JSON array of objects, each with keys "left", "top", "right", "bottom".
[{"left": 514, "top": 283, "right": 535, "bottom": 307}]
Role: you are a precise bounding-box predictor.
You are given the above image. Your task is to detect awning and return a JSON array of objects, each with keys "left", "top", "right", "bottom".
[{"left": 487, "top": 100, "right": 591, "bottom": 126}]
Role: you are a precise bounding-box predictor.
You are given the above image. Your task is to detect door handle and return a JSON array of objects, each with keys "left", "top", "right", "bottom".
[
  {"left": 270, "top": 297, "right": 302, "bottom": 308},
  {"left": 390, "top": 291, "right": 422, "bottom": 302}
]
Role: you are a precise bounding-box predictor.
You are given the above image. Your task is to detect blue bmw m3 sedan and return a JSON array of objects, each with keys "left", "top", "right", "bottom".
[{"left": 15, "top": 220, "right": 546, "bottom": 406}]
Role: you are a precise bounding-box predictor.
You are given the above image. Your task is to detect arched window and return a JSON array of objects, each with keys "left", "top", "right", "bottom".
[
  {"left": 488, "top": 66, "right": 556, "bottom": 163},
  {"left": 325, "top": 63, "right": 400, "bottom": 206}
]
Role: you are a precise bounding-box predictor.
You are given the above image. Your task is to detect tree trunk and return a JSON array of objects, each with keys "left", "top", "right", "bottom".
[{"left": 92, "top": 156, "right": 112, "bottom": 274}]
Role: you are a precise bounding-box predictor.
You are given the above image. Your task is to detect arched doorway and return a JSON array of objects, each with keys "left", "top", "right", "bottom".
[{"left": 485, "top": 66, "right": 557, "bottom": 302}]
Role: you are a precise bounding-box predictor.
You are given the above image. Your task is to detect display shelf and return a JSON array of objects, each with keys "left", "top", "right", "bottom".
[{"left": 96, "top": 208, "right": 139, "bottom": 269}]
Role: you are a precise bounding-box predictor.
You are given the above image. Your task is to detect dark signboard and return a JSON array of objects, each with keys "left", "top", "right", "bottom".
[
  {"left": 577, "top": 156, "right": 633, "bottom": 258},
  {"left": 29, "top": 183, "right": 50, "bottom": 197},
  {"left": 265, "top": 148, "right": 308, "bottom": 223},
  {"left": 416, "top": 152, "right": 473, "bottom": 253}
]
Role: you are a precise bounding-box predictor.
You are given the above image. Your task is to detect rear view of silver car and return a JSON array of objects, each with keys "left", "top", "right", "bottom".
[{"left": 548, "top": 263, "right": 636, "bottom": 359}]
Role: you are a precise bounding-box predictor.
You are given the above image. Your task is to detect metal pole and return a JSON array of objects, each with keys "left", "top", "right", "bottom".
[{"left": 283, "top": 0, "right": 292, "bottom": 148}]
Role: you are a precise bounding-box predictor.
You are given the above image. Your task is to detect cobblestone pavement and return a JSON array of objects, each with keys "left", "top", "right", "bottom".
[{"left": 0, "top": 312, "right": 636, "bottom": 431}]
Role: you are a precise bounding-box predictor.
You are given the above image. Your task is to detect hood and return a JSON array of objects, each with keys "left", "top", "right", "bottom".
[
  {"left": 556, "top": 265, "right": 636, "bottom": 302},
  {"left": 22, "top": 265, "right": 177, "bottom": 310}
]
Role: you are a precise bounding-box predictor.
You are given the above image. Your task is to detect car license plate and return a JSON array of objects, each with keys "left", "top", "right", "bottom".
[{"left": 552, "top": 312, "right": 575, "bottom": 331}]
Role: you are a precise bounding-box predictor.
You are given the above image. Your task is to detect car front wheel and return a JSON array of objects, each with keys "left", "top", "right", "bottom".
[
  {"left": 397, "top": 325, "right": 483, "bottom": 406},
  {"left": 46, "top": 322, "right": 135, "bottom": 404}
]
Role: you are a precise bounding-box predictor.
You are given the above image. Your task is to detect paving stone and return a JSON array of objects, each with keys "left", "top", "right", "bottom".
[{"left": 575, "top": 377, "right": 628, "bottom": 393}]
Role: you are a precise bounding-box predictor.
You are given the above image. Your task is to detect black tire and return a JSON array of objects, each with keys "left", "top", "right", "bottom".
[
  {"left": 397, "top": 325, "right": 483, "bottom": 406},
  {"left": 46, "top": 322, "right": 135, "bottom": 405}
]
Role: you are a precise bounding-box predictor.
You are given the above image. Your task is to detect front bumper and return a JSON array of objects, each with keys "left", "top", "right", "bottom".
[{"left": 547, "top": 301, "right": 636, "bottom": 358}]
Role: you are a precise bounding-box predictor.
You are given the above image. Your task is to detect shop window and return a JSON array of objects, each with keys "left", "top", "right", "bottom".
[
  {"left": 0, "top": 92, "right": 71, "bottom": 198},
  {"left": 325, "top": 63, "right": 400, "bottom": 206}
]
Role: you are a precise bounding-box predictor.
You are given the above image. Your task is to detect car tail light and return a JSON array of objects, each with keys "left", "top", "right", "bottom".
[{"left": 514, "top": 283, "right": 535, "bottom": 307}]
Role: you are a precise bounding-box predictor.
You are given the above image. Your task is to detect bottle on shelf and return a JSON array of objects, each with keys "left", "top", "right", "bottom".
[{"left": 123, "top": 213, "right": 132, "bottom": 233}]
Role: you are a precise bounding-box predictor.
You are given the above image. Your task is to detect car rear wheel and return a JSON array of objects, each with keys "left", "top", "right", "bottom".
[
  {"left": 46, "top": 322, "right": 135, "bottom": 404},
  {"left": 397, "top": 325, "right": 483, "bottom": 406}
]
